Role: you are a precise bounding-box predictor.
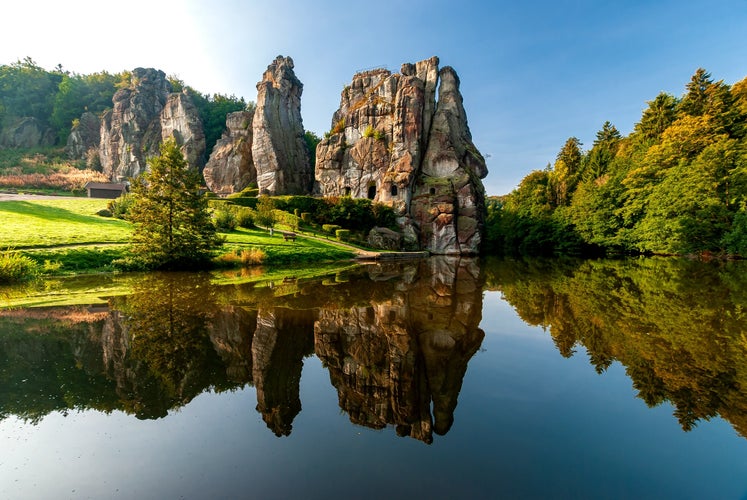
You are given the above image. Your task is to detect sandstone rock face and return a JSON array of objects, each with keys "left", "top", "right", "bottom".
[
  {"left": 65, "top": 112, "right": 100, "bottom": 160},
  {"left": 160, "top": 92, "right": 206, "bottom": 168},
  {"left": 315, "top": 57, "right": 487, "bottom": 254},
  {"left": 203, "top": 110, "right": 256, "bottom": 195},
  {"left": 99, "top": 68, "right": 205, "bottom": 181},
  {"left": 0, "top": 117, "right": 55, "bottom": 148},
  {"left": 251, "top": 56, "right": 312, "bottom": 195}
]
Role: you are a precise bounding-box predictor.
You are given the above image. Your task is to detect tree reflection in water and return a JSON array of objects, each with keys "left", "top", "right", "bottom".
[
  {"left": 487, "top": 256, "right": 747, "bottom": 436},
  {"left": 3, "top": 256, "right": 747, "bottom": 441},
  {"left": 0, "top": 257, "right": 484, "bottom": 443}
]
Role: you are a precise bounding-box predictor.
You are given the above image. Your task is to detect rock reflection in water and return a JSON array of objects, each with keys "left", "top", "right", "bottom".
[
  {"left": 316, "top": 257, "right": 484, "bottom": 443},
  {"left": 0, "top": 257, "right": 484, "bottom": 443}
]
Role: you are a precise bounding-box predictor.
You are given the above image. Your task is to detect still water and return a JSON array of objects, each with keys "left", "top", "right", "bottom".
[{"left": 1, "top": 257, "right": 747, "bottom": 499}]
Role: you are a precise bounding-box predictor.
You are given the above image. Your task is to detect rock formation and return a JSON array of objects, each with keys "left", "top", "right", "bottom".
[
  {"left": 0, "top": 116, "right": 55, "bottom": 148},
  {"left": 251, "top": 56, "right": 312, "bottom": 195},
  {"left": 98, "top": 68, "right": 205, "bottom": 181},
  {"left": 202, "top": 110, "right": 255, "bottom": 195},
  {"left": 315, "top": 57, "right": 488, "bottom": 255},
  {"left": 65, "top": 111, "right": 100, "bottom": 161}
]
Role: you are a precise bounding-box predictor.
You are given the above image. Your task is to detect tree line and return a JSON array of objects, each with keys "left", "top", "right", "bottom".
[
  {"left": 486, "top": 69, "right": 747, "bottom": 257},
  {"left": 0, "top": 57, "right": 248, "bottom": 155}
]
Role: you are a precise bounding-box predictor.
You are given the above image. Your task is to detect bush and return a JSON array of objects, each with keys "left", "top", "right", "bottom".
[
  {"left": 215, "top": 247, "right": 266, "bottom": 267},
  {"left": 235, "top": 208, "right": 255, "bottom": 228},
  {"left": 107, "top": 193, "right": 135, "bottom": 220},
  {"left": 214, "top": 208, "right": 237, "bottom": 232},
  {"left": 301, "top": 212, "right": 311, "bottom": 223},
  {"left": 335, "top": 229, "right": 351, "bottom": 242},
  {"left": 0, "top": 249, "right": 40, "bottom": 283},
  {"left": 228, "top": 185, "right": 259, "bottom": 198},
  {"left": 331, "top": 119, "right": 345, "bottom": 135},
  {"left": 323, "top": 224, "right": 341, "bottom": 234}
]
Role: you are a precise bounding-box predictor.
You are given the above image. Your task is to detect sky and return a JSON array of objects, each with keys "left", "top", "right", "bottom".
[{"left": 2, "top": 0, "right": 746, "bottom": 195}]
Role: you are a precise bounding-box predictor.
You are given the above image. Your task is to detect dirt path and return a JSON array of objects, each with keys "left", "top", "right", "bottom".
[{"left": 0, "top": 192, "right": 77, "bottom": 201}]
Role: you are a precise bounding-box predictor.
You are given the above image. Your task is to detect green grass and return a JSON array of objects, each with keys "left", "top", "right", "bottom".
[
  {"left": 0, "top": 198, "right": 356, "bottom": 281},
  {"left": 222, "top": 228, "right": 355, "bottom": 264},
  {"left": 0, "top": 198, "right": 132, "bottom": 248}
]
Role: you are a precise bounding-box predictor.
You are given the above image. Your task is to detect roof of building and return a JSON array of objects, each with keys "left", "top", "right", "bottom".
[{"left": 84, "top": 182, "right": 127, "bottom": 190}]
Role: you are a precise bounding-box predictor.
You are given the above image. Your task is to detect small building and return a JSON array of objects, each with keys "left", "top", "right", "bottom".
[{"left": 84, "top": 182, "right": 127, "bottom": 199}]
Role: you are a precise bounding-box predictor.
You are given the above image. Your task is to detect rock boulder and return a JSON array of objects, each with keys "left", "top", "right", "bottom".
[{"left": 0, "top": 117, "right": 55, "bottom": 148}]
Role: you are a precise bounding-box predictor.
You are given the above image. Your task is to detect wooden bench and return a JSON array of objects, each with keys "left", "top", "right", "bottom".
[{"left": 282, "top": 232, "right": 297, "bottom": 241}]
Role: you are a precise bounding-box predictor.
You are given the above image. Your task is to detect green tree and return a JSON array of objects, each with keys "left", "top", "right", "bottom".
[
  {"left": 254, "top": 195, "right": 278, "bottom": 233},
  {"left": 186, "top": 89, "right": 249, "bottom": 157},
  {"left": 51, "top": 72, "right": 117, "bottom": 142},
  {"left": 634, "top": 92, "right": 678, "bottom": 141},
  {"left": 304, "top": 131, "right": 322, "bottom": 167},
  {"left": 128, "top": 137, "right": 223, "bottom": 269},
  {"left": 549, "top": 137, "right": 583, "bottom": 206},
  {"left": 584, "top": 121, "right": 621, "bottom": 180},
  {"left": 0, "top": 57, "right": 61, "bottom": 126}
]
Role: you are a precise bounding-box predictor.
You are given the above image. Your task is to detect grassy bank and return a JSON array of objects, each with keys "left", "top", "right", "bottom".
[{"left": 0, "top": 197, "right": 356, "bottom": 278}]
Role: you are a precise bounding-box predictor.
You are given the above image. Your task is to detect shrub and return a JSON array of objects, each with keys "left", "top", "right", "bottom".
[
  {"left": 107, "top": 193, "right": 135, "bottom": 220},
  {"left": 214, "top": 208, "right": 237, "bottom": 232},
  {"left": 363, "top": 125, "right": 375, "bottom": 138},
  {"left": 235, "top": 208, "right": 255, "bottom": 228},
  {"left": 0, "top": 249, "right": 40, "bottom": 283},
  {"left": 215, "top": 247, "right": 266, "bottom": 267},
  {"left": 301, "top": 212, "right": 311, "bottom": 223},
  {"left": 323, "top": 224, "right": 341, "bottom": 234},
  {"left": 228, "top": 185, "right": 259, "bottom": 198},
  {"left": 331, "top": 119, "right": 346, "bottom": 135},
  {"left": 335, "top": 229, "right": 351, "bottom": 242}
]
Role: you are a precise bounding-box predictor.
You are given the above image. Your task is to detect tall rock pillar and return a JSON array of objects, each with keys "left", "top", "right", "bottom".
[{"left": 251, "top": 56, "right": 312, "bottom": 195}]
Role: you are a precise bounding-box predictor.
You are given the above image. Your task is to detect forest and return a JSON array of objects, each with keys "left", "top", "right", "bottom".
[
  {"left": 486, "top": 69, "right": 747, "bottom": 257},
  {"left": 0, "top": 57, "right": 247, "bottom": 156}
]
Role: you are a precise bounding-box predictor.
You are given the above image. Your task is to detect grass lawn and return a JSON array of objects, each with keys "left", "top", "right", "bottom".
[
  {"left": 223, "top": 228, "right": 355, "bottom": 264},
  {"left": 0, "top": 198, "right": 355, "bottom": 277},
  {"left": 0, "top": 198, "right": 131, "bottom": 248}
]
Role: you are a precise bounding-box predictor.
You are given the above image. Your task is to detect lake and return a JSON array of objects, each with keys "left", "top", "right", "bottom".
[{"left": 1, "top": 256, "right": 747, "bottom": 499}]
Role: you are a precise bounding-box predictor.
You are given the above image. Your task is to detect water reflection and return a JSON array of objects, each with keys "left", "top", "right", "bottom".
[
  {"left": 486, "top": 256, "right": 747, "bottom": 438},
  {"left": 0, "top": 257, "right": 484, "bottom": 443},
  {"left": 4, "top": 256, "right": 747, "bottom": 442}
]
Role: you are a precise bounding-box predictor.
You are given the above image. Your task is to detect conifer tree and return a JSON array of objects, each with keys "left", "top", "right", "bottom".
[{"left": 128, "top": 137, "right": 223, "bottom": 269}]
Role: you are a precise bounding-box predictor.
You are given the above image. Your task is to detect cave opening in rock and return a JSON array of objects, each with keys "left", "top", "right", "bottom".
[
  {"left": 367, "top": 185, "right": 376, "bottom": 199},
  {"left": 390, "top": 185, "right": 398, "bottom": 196}
]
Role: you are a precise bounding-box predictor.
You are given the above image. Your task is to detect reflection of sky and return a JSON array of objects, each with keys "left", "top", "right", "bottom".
[{"left": 2, "top": 290, "right": 747, "bottom": 498}]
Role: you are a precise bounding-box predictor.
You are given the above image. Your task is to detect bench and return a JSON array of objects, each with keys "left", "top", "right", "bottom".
[{"left": 282, "top": 232, "right": 297, "bottom": 241}]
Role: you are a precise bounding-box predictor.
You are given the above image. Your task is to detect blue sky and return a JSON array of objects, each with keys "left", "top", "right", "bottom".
[{"left": 2, "top": 0, "right": 746, "bottom": 195}]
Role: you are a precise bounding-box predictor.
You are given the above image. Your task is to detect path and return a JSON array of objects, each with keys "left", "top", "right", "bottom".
[{"left": 283, "top": 228, "right": 429, "bottom": 261}]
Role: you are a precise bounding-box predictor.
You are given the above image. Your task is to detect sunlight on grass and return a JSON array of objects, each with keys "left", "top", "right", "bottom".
[{"left": 0, "top": 198, "right": 132, "bottom": 248}]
